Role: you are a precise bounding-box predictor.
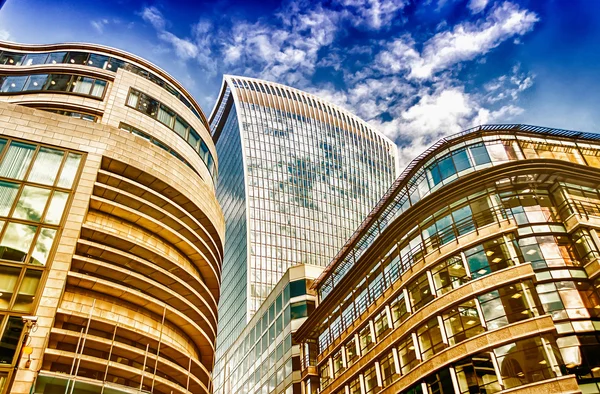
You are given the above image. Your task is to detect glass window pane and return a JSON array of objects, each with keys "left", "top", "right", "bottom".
[
  {"left": 453, "top": 149, "right": 471, "bottom": 172},
  {"left": 57, "top": 153, "right": 82, "bottom": 189},
  {"left": 87, "top": 53, "right": 110, "bottom": 69},
  {"left": 0, "top": 142, "right": 36, "bottom": 180},
  {"left": 45, "top": 74, "right": 72, "bottom": 92},
  {"left": 45, "top": 52, "right": 67, "bottom": 64},
  {"left": 137, "top": 92, "right": 159, "bottom": 117},
  {"left": 23, "top": 74, "right": 48, "bottom": 91},
  {"left": 65, "top": 52, "right": 89, "bottom": 65},
  {"left": 13, "top": 269, "right": 42, "bottom": 312},
  {"left": 71, "top": 76, "right": 94, "bottom": 95},
  {"left": 0, "top": 181, "right": 19, "bottom": 216},
  {"left": 0, "top": 76, "right": 27, "bottom": 93},
  {"left": 13, "top": 186, "right": 51, "bottom": 222},
  {"left": 127, "top": 90, "right": 139, "bottom": 107},
  {"left": 157, "top": 105, "right": 175, "bottom": 128},
  {"left": 28, "top": 147, "right": 64, "bottom": 185},
  {"left": 0, "top": 316, "right": 24, "bottom": 364},
  {"left": 30, "top": 227, "right": 57, "bottom": 266},
  {"left": 44, "top": 191, "right": 68, "bottom": 226},
  {"left": 90, "top": 80, "right": 106, "bottom": 97},
  {"left": 470, "top": 144, "right": 491, "bottom": 166},
  {"left": 23, "top": 53, "right": 49, "bottom": 66},
  {"left": 188, "top": 128, "right": 200, "bottom": 150},
  {"left": 0, "top": 222, "right": 37, "bottom": 263},
  {"left": 0, "top": 265, "right": 20, "bottom": 309},
  {"left": 0, "top": 52, "right": 25, "bottom": 65},
  {"left": 174, "top": 117, "right": 188, "bottom": 138}
]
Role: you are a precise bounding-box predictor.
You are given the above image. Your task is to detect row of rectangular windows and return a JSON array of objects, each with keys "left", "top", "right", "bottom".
[{"left": 0, "top": 49, "right": 204, "bottom": 124}]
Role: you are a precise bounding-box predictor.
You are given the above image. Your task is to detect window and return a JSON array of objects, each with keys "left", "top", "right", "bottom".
[
  {"left": 345, "top": 339, "right": 359, "bottom": 366},
  {"left": 379, "top": 351, "right": 397, "bottom": 387},
  {"left": 416, "top": 318, "right": 445, "bottom": 360},
  {"left": 454, "top": 352, "right": 501, "bottom": 394},
  {"left": 332, "top": 349, "right": 344, "bottom": 377},
  {"left": 477, "top": 281, "right": 540, "bottom": 330},
  {"left": 363, "top": 363, "right": 379, "bottom": 394},
  {"left": 407, "top": 273, "right": 433, "bottom": 311},
  {"left": 348, "top": 376, "right": 361, "bottom": 394},
  {"left": 0, "top": 73, "right": 107, "bottom": 97},
  {"left": 319, "top": 362, "right": 330, "bottom": 388},
  {"left": 494, "top": 335, "right": 563, "bottom": 389},
  {"left": 431, "top": 255, "right": 469, "bottom": 296},
  {"left": 397, "top": 335, "right": 418, "bottom": 374},
  {"left": 464, "top": 236, "right": 515, "bottom": 279},
  {"left": 359, "top": 324, "right": 374, "bottom": 353},
  {"left": 519, "top": 235, "right": 576, "bottom": 270},
  {"left": 441, "top": 300, "right": 484, "bottom": 346},
  {"left": 373, "top": 309, "right": 390, "bottom": 339},
  {"left": 390, "top": 292, "right": 409, "bottom": 327},
  {"left": 125, "top": 89, "right": 216, "bottom": 176}
]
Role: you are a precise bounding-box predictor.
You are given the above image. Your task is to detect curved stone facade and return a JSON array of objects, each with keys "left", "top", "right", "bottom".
[
  {"left": 0, "top": 42, "right": 223, "bottom": 394},
  {"left": 296, "top": 125, "right": 600, "bottom": 394}
]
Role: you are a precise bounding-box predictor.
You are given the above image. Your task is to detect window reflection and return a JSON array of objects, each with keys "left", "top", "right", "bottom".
[
  {"left": 0, "top": 222, "right": 37, "bottom": 262},
  {"left": 0, "top": 141, "right": 36, "bottom": 180},
  {"left": 0, "top": 265, "right": 20, "bottom": 309},
  {"left": 454, "top": 352, "right": 501, "bottom": 394},
  {"left": 442, "top": 300, "right": 484, "bottom": 346},
  {"left": 0, "top": 316, "right": 24, "bottom": 364},
  {"left": 13, "top": 268, "right": 42, "bottom": 312},
  {"left": 494, "top": 336, "right": 563, "bottom": 389},
  {"left": 0, "top": 181, "right": 19, "bottom": 216},
  {"left": 465, "top": 236, "right": 515, "bottom": 279},
  {"left": 477, "top": 281, "right": 540, "bottom": 330},
  {"left": 12, "top": 185, "right": 51, "bottom": 222},
  {"left": 30, "top": 227, "right": 57, "bottom": 266}
]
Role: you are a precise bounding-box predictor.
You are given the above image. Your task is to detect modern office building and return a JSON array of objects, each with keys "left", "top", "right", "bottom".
[
  {"left": 295, "top": 124, "right": 600, "bottom": 394},
  {"left": 0, "top": 41, "right": 223, "bottom": 394},
  {"left": 208, "top": 75, "right": 399, "bottom": 372},
  {"left": 214, "top": 264, "right": 323, "bottom": 394}
]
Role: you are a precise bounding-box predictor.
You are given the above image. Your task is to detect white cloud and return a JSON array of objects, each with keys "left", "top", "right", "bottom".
[
  {"left": 468, "top": 0, "right": 489, "bottom": 14},
  {"left": 0, "top": 29, "right": 10, "bottom": 41},
  {"left": 158, "top": 32, "right": 198, "bottom": 59},
  {"left": 336, "top": 0, "right": 407, "bottom": 29},
  {"left": 91, "top": 19, "right": 109, "bottom": 34},
  {"left": 374, "top": 2, "right": 539, "bottom": 80},
  {"left": 141, "top": 6, "right": 165, "bottom": 30}
]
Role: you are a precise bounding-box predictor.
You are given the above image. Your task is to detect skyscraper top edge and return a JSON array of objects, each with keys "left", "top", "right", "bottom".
[{"left": 210, "top": 74, "right": 398, "bottom": 149}]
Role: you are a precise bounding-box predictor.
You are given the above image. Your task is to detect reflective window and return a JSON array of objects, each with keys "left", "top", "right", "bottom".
[
  {"left": 125, "top": 89, "right": 216, "bottom": 178},
  {"left": 416, "top": 317, "right": 445, "bottom": 360},
  {"left": 441, "top": 300, "right": 484, "bottom": 346},
  {"left": 464, "top": 235, "right": 515, "bottom": 279},
  {"left": 397, "top": 335, "right": 418, "bottom": 374},
  {"left": 431, "top": 255, "right": 468, "bottom": 296},
  {"left": 454, "top": 352, "right": 501, "bottom": 394},
  {"left": 0, "top": 73, "right": 107, "bottom": 98},
  {"left": 380, "top": 350, "right": 397, "bottom": 386},
  {"left": 494, "top": 336, "right": 563, "bottom": 389},
  {"left": 477, "top": 281, "right": 540, "bottom": 330}
]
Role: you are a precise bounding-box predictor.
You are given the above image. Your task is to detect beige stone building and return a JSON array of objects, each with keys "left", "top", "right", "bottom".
[
  {"left": 296, "top": 125, "right": 600, "bottom": 394},
  {"left": 0, "top": 41, "right": 224, "bottom": 394}
]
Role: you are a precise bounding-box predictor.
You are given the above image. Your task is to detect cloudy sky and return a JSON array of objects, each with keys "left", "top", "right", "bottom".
[{"left": 0, "top": 0, "right": 598, "bottom": 164}]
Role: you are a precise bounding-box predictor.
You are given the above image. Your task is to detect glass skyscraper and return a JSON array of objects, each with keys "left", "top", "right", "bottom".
[{"left": 209, "top": 75, "right": 398, "bottom": 374}]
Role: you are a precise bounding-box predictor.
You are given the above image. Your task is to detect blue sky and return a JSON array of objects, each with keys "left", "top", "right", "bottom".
[{"left": 1, "top": 0, "right": 598, "bottom": 164}]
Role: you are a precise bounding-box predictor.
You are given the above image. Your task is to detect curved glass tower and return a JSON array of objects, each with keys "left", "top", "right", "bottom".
[{"left": 209, "top": 75, "right": 398, "bottom": 386}]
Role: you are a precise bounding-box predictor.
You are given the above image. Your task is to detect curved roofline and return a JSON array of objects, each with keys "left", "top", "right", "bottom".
[
  {"left": 312, "top": 123, "right": 600, "bottom": 290},
  {"left": 0, "top": 40, "right": 208, "bottom": 127},
  {"left": 219, "top": 74, "right": 399, "bottom": 150}
]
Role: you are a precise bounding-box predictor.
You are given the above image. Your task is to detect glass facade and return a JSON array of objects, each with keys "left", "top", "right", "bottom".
[
  {"left": 211, "top": 76, "right": 398, "bottom": 373},
  {"left": 0, "top": 138, "right": 82, "bottom": 390},
  {"left": 213, "top": 265, "right": 319, "bottom": 394},
  {"left": 297, "top": 126, "right": 600, "bottom": 394},
  {"left": 125, "top": 89, "right": 216, "bottom": 179},
  {"left": 0, "top": 73, "right": 107, "bottom": 98}
]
